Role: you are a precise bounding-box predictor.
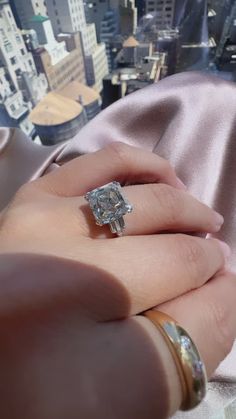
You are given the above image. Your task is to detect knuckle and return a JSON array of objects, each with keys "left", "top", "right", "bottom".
[
  {"left": 208, "top": 299, "right": 234, "bottom": 357},
  {"left": 175, "top": 234, "right": 207, "bottom": 288},
  {"left": 10, "top": 182, "right": 34, "bottom": 205},
  {"left": 153, "top": 184, "right": 182, "bottom": 226},
  {"left": 159, "top": 158, "right": 174, "bottom": 178},
  {"left": 106, "top": 142, "right": 130, "bottom": 168}
]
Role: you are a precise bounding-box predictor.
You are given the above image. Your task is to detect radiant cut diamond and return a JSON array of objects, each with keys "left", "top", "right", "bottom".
[{"left": 85, "top": 182, "right": 132, "bottom": 231}]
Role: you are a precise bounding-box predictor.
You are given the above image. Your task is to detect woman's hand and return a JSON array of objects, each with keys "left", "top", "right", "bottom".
[
  {"left": 0, "top": 143, "right": 226, "bottom": 318},
  {"left": 0, "top": 143, "right": 235, "bottom": 419}
]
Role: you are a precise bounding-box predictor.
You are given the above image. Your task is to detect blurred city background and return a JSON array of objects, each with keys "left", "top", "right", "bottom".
[{"left": 0, "top": 0, "right": 235, "bottom": 145}]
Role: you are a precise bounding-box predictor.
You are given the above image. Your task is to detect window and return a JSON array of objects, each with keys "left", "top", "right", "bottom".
[
  {"left": 8, "top": 10, "right": 11, "bottom": 18},
  {"left": 57, "top": 18, "right": 60, "bottom": 25},
  {"left": 15, "top": 69, "right": 21, "bottom": 77},
  {"left": 21, "top": 48, "right": 25, "bottom": 55},
  {"left": 0, "top": 28, "right": 5, "bottom": 38},
  {"left": 10, "top": 56, "right": 17, "bottom": 65},
  {"left": 10, "top": 103, "right": 16, "bottom": 112},
  {"left": 15, "top": 35, "right": 22, "bottom": 44},
  {"left": 4, "top": 42, "right": 13, "bottom": 53}
]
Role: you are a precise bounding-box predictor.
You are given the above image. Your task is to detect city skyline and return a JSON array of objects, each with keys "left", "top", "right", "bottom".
[{"left": 0, "top": 0, "right": 235, "bottom": 143}]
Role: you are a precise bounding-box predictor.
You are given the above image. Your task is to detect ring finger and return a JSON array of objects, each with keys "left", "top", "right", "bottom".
[{"left": 77, "top": 183, "right": 223, "bottom": 238}]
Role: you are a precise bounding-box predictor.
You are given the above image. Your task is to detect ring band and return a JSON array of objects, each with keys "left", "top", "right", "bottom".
[
  {"left": 143, "top": 310, "right": 207, "bottom": 411},
  {"left": 85, "top": 181, "right": 133, "bottom": 236}
]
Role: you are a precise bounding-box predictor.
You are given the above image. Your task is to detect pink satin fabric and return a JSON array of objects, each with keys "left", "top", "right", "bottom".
[{"left": 0, "top": 71, "right": 235, "bottom": 417}]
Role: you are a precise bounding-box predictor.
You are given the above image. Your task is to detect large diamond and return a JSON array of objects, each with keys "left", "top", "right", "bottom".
[{"left": 85, "top": 182, "right": 132, "bottom": 225}]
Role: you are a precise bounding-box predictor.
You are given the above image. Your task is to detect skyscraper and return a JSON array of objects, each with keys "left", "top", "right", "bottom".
[
  {"left": 84, "top": 0, "right": 110, "bottom": 42},
  {"left": 100, "top": 9, "right": 119, "bottom": 71},
  {"left": 9, "top": 0, "right": 47, "bottom": 29},
  {"left": 45, "top": 0, "right": 108, "bottom": 92},
  {"left": 145, "top": 0, "right": 176, "bottom": 29},
  {"left": 0, "top": 0, "right": 47, "bottom": 135},
  {"left": 28, "top": 16, "right": 86, "bottom": 90},
  {"left": 120, "top": 0, "right": 137, "bottom": 35},
  {"left": 135, "top": 0, "right": 145, "bottom": 20}
]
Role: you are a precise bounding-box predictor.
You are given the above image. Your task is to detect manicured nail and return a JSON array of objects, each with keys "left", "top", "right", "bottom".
[
  {"left": 176, "top": 177, "right": 187, "bottom": 190},
  {"left": 213, "top": 212, "right": 224, "bottom": 230},
  {"left": 217, "top": 240, "right": 231, "bottom": 261}
]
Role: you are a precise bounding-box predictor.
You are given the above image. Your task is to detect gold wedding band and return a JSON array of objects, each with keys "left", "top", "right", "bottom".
[{"left": 143, "top": 310, "right": 207, "bottom": 411}]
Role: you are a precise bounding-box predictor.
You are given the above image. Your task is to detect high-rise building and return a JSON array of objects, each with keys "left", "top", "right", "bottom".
[
  {"left": 100, "top": 9, "right": 119, "bottom": 71},
  {"left": 135, "top": 0, "right": 145, "bottom": 20},
  {"left": 145, "top": 0, "right": 175, "bottom": 29},
  {"left": 45, "top": 0, "right": 108, "bottom": 92},
  {"left": 84, "top": 0, "right": 110, "bottom": 42},
  {"left": 0, "top": 0, "right": 48, "bottom": 136},
  {"left": 120, "top": 0, "right": 137, "bottom": 35},
  {"left": 27, "top": 16, "right": 86, "bottom": 90},
  {"left": 9, "top": 0, "right": 47, "bottom": 29}
]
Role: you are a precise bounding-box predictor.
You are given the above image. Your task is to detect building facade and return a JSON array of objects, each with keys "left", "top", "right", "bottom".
[
  {"left": 10, "top": 0, "right": 47, "bottom": 29},
  {"left": 84, "top": 0, "right": 110, "bottom": 42},
  {"left": 100, "top": 10, "right": 119, "bottom": 71},
  {"left": 45, "top": 0, "right": 108, "bottom": 92},
  {"left": 0, "top": 0, "right": 48, "bottom": 136},
  {"left": 145, "top": 0, "right": 176, "bottom": 29},
  {"left": 120, "top": 0, "right": 137, "bottom": 35},
  {"left": 33, "top": 45, "right": 85, "bottom": 91},
  {"left": 27, "top": 16, "right": 86, "bottom": 90}
]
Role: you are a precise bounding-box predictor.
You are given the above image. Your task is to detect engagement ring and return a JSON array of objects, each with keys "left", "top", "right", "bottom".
[{"left": 85, "top": 181, "right": 133, "bottom": 236}]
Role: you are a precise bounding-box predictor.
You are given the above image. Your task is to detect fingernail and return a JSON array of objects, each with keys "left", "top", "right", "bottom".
[
  {"left": 217, "top": 240, "right": 231, "bottom": 261},
  {"left": 212, "top": 212, "right": 224, "bottom": 230},
  {"left": 176, "top": 177, "right": 187, "bottom": 190}
]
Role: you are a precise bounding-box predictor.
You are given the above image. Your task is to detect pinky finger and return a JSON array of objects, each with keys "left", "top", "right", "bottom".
[{"left": 156, "top": 271, "right": 236, "bottom": 377}]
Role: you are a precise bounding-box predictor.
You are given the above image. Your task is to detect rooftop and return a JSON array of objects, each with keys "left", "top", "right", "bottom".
[
  {"left": 123, "top": 36, "right": 139, "bottom": 48},
  {"left": 58, "top": 81, "right": 100, "bottom": 106},
  {"left": 30, "top": 92, "right": 83, "bottom": 126}
]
